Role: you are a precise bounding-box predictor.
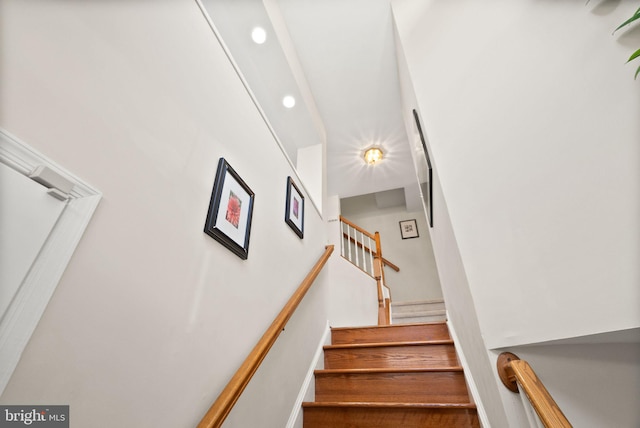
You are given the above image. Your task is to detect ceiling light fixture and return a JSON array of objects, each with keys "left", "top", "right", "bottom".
[
  {"left": 282, "top": 95, "right": 296, "bottom": 108},
  {"left": 364, "top": 147, "right": 383, "bottom": 165},
  {"left": 251, "top": 27, "right": 267, "bottom": 44}
]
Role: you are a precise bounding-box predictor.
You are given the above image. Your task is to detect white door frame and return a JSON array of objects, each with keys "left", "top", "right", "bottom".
[{"left": 0, "top": 129, "right": 101, "bottom": 395}]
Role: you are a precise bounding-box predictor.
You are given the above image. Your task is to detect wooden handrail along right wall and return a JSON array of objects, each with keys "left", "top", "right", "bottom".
[{"left": 497, "top": 352, "right": 572, "bottom": 428}]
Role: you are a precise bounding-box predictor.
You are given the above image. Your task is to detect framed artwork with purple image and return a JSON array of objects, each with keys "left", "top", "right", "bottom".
[
  {"left": 204, "top": 158, "right": 255, "bottom": 259},
  {"left": 285, "top": 176, "right": 304, "bottom": 239}
]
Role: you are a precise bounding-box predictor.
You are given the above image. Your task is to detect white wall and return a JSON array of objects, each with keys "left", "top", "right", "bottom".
[
  {"left": 297, "top": 144, "right": 323, "bottom": 213},
  {"left": 340, "top": 195, "right": 442, "bottom": 303},
  {"left": 326, "top": 257, "right": 379, "bottom": 328},
  {"left": 395, "top": 19, "right": 511, "bottom": 422},
  {"left": 392, "top": 0, "right": 640, "bottom": 426},
  {"left": 391, "top": 0, "right": 640, "bottom": 352},
  {"left": 0, "top": 1, "right": 330, "bottom": 427}
]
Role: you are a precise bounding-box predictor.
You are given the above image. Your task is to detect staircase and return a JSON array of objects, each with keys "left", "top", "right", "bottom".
[
  {"left": 302, "top": 322, "right": 479, "bottom": 427},
  {"left": 391, "top": 299, "right": 447, "bottom": 324}
]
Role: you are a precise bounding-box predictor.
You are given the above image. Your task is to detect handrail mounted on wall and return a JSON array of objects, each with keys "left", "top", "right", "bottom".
[
  {"left": 497, "top": 352, "right": 572, "bottom": 428},
  {"left": 197, "top": 245, "right": 334, "bottom": 428}
]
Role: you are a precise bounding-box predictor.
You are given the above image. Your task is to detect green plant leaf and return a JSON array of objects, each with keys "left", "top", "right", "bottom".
[
  {"left": 628, "top": 48, "right": 640, "bottom": 63},
  {"left": 635, "top": 64, "right": 640, "bottom": 79},
  {"left": 613, "top": 7, "right": 640, "bottom": 33}
]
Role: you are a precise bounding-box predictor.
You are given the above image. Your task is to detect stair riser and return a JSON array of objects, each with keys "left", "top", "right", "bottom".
[
  {"left": 331, "top": 323, "right": 450, "bottom": 344},
  {"left": 315, "top": 371, "right": 470, "bottom": 403},
  {"left": 324, "top": 344, "right": 459, "bottom": 369},
  {"left": 303, "top": 406, "right": 480, "bottom": 428},
  {"left": 392, "top": 315, "right": 447, "bottom": 324},
  {"left": 391, "top": 304, "right": 445, "bottom": 315}
]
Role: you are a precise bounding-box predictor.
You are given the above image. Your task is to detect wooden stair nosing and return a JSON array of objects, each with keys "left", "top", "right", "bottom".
[
  {"left": 324, "top": 339, "right": 453, "bottom": 351},
  {"left": 330, "top": 321, "right": 447, "bottom": 332},
  {"left": 330, "top": 324, "right": 450, "bottom": 337},
  {"left": 302, "top": 401, "right": 476, "bottom": 409},
  {"left": 315, "top": 366, "right": 464, "bottom": 375}
]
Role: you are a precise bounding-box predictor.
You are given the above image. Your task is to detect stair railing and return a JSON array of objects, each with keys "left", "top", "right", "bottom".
[
  {"left": 339, "top": 216, "right": 398, "bottom": 325},
  {"left": 497, "top": 352, "right": 572, "bottom": 428},
  {"left": 197, "top": 245, "right": 334, "bottom": 428}
]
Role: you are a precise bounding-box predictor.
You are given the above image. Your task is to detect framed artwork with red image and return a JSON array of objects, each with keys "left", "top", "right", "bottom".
[{"left": 204, "top": 158, "right": 255, "bottom": 260}]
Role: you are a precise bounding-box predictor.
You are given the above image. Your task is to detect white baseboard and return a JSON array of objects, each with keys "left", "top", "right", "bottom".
[
  {"left": 447, "top": 312, "right": 491, "bottom": 428},
  {"left": 285, "top": 320, "right": 331, "bottom": 428}
]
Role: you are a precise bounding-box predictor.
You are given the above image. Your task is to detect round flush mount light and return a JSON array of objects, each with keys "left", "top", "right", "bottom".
[
  {"left": 364, "top": 147, "right": 384, "bottom": 165},
  {"left": 282, "top": 95, "right": 296, "bottom": 109},
  {"left": 251, "top": 27, "right": 267, "bottom": 44}
]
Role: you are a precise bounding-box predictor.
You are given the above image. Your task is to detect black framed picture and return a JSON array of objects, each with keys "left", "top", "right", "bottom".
[
  {"left": 399, "top": 219, "right": 419, "bottom": 239},
  {"left": 285, "top": 176, "right": 304, "bottom": 239},
  {"left": 413, "top": 109, "right": 433, "bottom": 227},
  {"left": 204, "top": 158, "right": 255, "bottom": 260}
]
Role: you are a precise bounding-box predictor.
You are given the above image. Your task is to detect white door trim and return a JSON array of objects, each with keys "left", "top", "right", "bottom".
[{"left": 0, "top": 129, "right": 102, "bottom": 395}]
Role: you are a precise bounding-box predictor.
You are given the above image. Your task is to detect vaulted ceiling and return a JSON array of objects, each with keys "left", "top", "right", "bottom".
[{"left": 201, "top": 0, "right": 417, "bottom": 203}]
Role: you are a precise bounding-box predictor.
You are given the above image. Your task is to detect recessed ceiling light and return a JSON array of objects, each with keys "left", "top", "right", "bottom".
[
  {"left": 282, "top": 95, "right": 296, "bottom": 108},
  {"left": 251, "top": 27, "right": 267, "bottom": 44}
]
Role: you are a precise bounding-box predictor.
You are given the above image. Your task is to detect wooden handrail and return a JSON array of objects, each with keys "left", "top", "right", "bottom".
[
  {"left": 341, "top": 232, "right": 400, "bottom": 272},
  {"left": 339, "top": 215, "right": 376, "bottom": 240},
  {"left": 373, "top": 232, "right": 389, "bottom": 325},
  {"left": 497, "top": 352, "right": 572, "bottom": 428},
  {"left": 197, "top": 245, "right": 334, "bottom": 428}
]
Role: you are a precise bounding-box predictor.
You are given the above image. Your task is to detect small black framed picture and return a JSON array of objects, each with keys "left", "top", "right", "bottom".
[
  {"left": 413, "top": 109, "right": 433, "bottom": 228},
  {"left": 204, "top": 158, "right": 255, "bottom": 260},
  {"left": 285, "top": 176, "right": 304, "bottom": 239},
  {"left": 399, "top": 219, "right": 419, "bottom": 239}
]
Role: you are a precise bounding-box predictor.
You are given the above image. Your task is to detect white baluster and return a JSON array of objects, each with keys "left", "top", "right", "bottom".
[
  {"left": 340, "top": 221, "right": 345, "bottom": 258},
  {"left": 355, "top": 230, "right": 360, "bottom": 267},
  {"left": 361, "top": 233, "right": 368, "bottom": 273},
  {"left": 361, "top": 231, "right": 367, "bottom": 271},
  {"left": 348, "top": 226, "right": 353, "bottom": 263}
]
